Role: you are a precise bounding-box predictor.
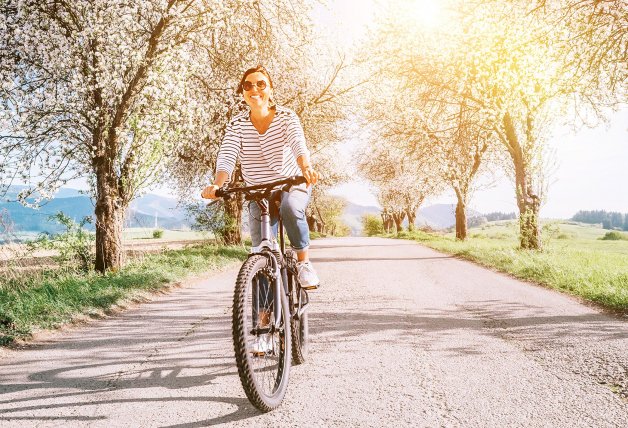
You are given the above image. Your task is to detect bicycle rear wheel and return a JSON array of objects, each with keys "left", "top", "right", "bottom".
[
  {"left": 232, "top": 254, "right": 291, "bottom": 412},
  {"left": 290, "top": 282, "right": 309, "bottom": 365}
]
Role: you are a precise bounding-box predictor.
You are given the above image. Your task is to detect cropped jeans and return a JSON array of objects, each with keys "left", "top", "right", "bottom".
[{"left": 248, "top": 184, "right": 312, "bottom": 250}]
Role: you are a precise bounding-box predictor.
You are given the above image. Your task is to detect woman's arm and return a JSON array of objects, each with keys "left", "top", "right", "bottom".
[
  {"left": 201, "top": 117, "right": 241, "bottom": 199},
  {"left": 297, "top": 155, "right": 319, "bottom": 185}
]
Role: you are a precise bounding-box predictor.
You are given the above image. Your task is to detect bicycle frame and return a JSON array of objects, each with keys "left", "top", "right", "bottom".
[
  {"left": 216, "top": 176, "right": 309, "bottom": 332},
  {"left": 250, "top": 195, "right": 284, "bottom": 330}
]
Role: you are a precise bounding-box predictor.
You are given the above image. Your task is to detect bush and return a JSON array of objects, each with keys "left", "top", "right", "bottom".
[
  {"left": 29, "top": 212, "right": 95, "bottom": 271},
  {"left": 186, "top": 201, "right": 237, "bottom": 244},
  {"left": 152, "top": 229, "right": 164, "bottom": 239},
  {"left": 600, "top": 231, "right": 628, "bottom": 241},
  {"left": 362, "top": 214, "right": 384, "bottom": 236}
]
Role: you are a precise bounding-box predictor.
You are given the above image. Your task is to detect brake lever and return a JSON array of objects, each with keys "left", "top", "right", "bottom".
[{"left": 215, "top": 186, "right": 230, "bottom": 200}]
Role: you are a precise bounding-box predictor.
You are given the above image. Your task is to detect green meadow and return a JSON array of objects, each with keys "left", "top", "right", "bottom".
[{"left": 394, "top": 221, "right": 628, "bottom": 312}]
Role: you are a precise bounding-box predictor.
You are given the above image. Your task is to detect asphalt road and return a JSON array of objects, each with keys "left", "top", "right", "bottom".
[{"left": 1, "top": 237, "right": 626, "bottom": 427}]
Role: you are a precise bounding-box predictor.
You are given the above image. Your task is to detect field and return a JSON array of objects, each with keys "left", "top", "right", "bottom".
[{"left": 394, "top": 220, "right": 628, "bottom": 312}]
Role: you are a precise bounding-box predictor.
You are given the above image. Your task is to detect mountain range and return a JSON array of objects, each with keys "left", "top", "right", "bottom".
[
  {"left": 0, "top": 186, "right": 188, "bottom": 235},
  {"left": 1, "top": 186, "right": 480, "bottom": 237}
]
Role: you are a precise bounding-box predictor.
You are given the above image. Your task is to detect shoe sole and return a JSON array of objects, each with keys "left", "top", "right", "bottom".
[{"left": 301, "top": 283, "right": 320, "bottom": 290}]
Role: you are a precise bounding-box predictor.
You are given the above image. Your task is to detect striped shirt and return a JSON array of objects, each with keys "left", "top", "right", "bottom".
[{"left": 215, "top": 105, "right": 310, "bottom": 186}]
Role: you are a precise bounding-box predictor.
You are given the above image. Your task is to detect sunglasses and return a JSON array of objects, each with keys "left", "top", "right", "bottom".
[{"left": 242, "top": 80, "right": 267, "bottom": 91}]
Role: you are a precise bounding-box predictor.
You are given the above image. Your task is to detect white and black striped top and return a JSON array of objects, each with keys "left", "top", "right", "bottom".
[{"left": 215, "top": 105, "right": 309, "bottom": 186}]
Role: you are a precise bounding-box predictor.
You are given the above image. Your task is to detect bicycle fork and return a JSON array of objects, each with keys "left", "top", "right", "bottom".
[{"left": 250, "top": 199, "right": 287, "bottom": 332}]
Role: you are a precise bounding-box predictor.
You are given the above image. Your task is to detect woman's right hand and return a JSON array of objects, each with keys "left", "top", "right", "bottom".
[{"left": 201, "top": 184, "right": 219, "bottom": 199}]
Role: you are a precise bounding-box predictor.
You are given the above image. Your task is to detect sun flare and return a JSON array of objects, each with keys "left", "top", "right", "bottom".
[{"left": 405, "top": 0, "right": 446, "bottom": 31}]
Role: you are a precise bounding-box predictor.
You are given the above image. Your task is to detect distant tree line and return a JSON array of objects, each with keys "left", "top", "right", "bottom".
[{"left": 571, "top": 211, "right": 628, "bottom": 231}]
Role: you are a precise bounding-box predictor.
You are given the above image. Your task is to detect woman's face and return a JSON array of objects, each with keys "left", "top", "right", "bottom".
[{"left": 242, "top": 71, "right": 272, "bottom": 110}]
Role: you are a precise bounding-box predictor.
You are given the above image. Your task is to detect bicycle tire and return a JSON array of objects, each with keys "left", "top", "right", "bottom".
[
  {"left": 232, "top": 254, "right": 291, "bottom": 412},
  {"left": 290, "top": 285, "right": 309, "bottom": 365}
]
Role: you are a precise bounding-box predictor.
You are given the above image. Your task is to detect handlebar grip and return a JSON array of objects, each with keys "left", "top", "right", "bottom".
[
  {"left": 215, "top": 187, "right": 228, "bottom": 198},
  {"left": 293, "top": 175, "right": 307, "bottom": 185}
]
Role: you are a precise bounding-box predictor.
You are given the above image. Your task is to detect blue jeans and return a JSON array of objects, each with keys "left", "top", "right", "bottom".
[{"left": 248, "top": 184, "right": 312, "bottom": 250}]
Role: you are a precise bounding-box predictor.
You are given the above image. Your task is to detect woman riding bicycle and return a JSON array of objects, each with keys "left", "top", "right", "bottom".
[{"left": 201, "top": 65, "right": 320, "bottom": 289}]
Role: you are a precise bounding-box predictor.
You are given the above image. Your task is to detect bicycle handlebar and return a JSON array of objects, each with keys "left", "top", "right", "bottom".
[{"left": 214, "top": 175, "right": 307, "bottom": 199}]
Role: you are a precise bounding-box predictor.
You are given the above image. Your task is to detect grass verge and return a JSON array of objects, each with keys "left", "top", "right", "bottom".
[
  {"left": 392, "top": 229, "right": 628, "bottom": 313},
  {"left": 0, "top": 244, "right": 248, "bottom": 345}
]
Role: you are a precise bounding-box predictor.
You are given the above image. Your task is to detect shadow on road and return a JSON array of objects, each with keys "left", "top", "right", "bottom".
[
  {"left": 309, "top": 299, "right": 628, "bottom": 351},
  {"left": 310, "top": 256, "right": 454, "bottom": 263},
  {"left": 0, "top": 286, "right": 265, "bottom": 425}
]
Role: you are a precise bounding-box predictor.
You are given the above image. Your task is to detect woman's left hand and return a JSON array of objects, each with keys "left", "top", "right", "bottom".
[{"left": 301, "top": 165, "right": 320, "bottom": 186}]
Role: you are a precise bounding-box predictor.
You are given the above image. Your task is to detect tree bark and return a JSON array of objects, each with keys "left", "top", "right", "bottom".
[
  {"left": 503, "top": 112, "right": 541, "bottom": 249},
  {"left": 405, "top": 209, "right": 416, "bottom": 231},
  {"left": 454, "top": 188, "right": 468, "bottom": 240},
  {"left": 94, "top": 152, "right": 125, "bottom": 272},
  {"left": 222, "top": 194, "right": 242, "bottom": 245},
  {"left": 392, "top": 210, "right": 405, "bottom": 233},
  {"left": 381, "top": 211, "right": 391, "bottom": 233},
  {"left": 455, "top": 198, "right": 467, "bottom": 240}
]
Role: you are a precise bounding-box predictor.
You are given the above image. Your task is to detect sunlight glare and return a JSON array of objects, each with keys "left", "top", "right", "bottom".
[{"left": 406, "top": 0, "right": 445, "bottom": 31}]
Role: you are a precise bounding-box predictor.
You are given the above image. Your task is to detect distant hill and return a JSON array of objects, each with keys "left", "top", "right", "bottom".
[
  {"left": 126, "top": 194, "right": 188, "bottom": 229},
  {"left": 338, "top": 201, "right": 483, "bottom": 235},
  {"left": 418, "top": 204, "right": 482, "bottom": 229},
  {"left": 0, "top": 186, "right": 190, "bottom": 235},
  {"left": 342, "top": 201, "right": 381, "bottom": 235},
  {"left": 1, "top": 185, "right": 84, "bottom": 201},
  {"left": 0, "top": 196, "right": 95, "bottom": 234}
]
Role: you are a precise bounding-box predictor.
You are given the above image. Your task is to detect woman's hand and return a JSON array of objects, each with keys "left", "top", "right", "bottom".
[
  {"left": 201, "top": 184, "right": 219, "bottom": 199},
  {"left": 301, "top": 165, "right": 320, "bottom": 186}
]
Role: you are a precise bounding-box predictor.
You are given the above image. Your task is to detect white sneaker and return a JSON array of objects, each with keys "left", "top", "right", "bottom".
[
  {"left": 297, "top": 261, "right": 320, "bottom": 290},
  {"left": 251, "top": 334, "right": 273, "bottom": 356}
]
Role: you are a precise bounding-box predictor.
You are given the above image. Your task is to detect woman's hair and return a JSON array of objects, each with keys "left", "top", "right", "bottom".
[{"left": 237, "top": 65, "right": 276, "bottom": 107}]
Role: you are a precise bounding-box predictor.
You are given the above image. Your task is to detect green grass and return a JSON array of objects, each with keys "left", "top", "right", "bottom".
[
  {"left": 393, "top": 221, "right": 628, "bottom": 312},
  {"left": 0, "top": 244, "right": 248, "bottom": 345}
]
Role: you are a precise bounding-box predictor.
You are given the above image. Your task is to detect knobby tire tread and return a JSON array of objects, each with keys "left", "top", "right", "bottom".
[
  {"left": 290, "top": 288, "right": 309, "bottom": 365},
  {"left": 232, "top": 255, "right": 290, "bottom": 412}
]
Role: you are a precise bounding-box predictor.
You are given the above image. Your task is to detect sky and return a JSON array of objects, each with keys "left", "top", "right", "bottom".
[
  {"left": 319, "top": 0, "right": 628, "bottom": 218},
  {"left": 329, "top": 108, "right": 628, "bottom": 218}
]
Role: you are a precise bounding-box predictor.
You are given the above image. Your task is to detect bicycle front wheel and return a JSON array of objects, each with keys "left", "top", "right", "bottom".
[{"left": 232, "top": 254, "right": 291, "bottom": 412}]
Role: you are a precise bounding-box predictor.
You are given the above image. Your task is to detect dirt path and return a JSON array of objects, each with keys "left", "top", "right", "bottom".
[{"left": 0, "top": 237, "right": 626, "bottom": 426}]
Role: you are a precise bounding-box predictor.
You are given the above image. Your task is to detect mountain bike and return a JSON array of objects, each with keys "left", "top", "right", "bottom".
[{"left": 215, "top": 175, "right": 311, "bottom": 412}]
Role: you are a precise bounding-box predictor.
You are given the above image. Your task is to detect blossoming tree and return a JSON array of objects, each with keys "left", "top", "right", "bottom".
[{"left": 0, "top": 0, "right": 325, "bottom": 270}]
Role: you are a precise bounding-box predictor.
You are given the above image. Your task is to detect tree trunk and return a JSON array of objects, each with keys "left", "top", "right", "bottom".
[
  {"left": 315, "top": 206, "right": 326, "bottom": 235},
  {"left": 405, "top": 209, "right": 416, "bottom": 231},
  {"left": 392, "top": 211, "right": 405, "bottom": 233},
  {"left": 381, "top": 212, "right": 390, "bottom": 233},
  {"left": 454, "top": 192, "right": 467, "bottom": 241},
  {"left": 517, "top": 186, "right": 541, "bottom": 249},
  {"left": 222, "top": 194, "right": 242, "bottom": 245},
  {"left": 503, "top": 112, "right": 541, "bottom": 249},
  {"left": 306, "top": 212, "right": 318, "bottom": 231},
  {"left": 94, "top": 160, "right": 124, "bottom": 272}
]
